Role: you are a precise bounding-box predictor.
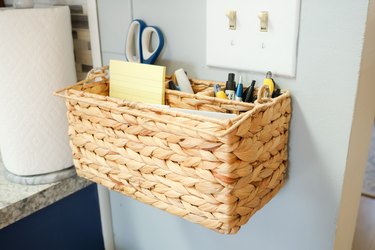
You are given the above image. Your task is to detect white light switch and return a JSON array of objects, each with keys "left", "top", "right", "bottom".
[
  {"left": 206, "top": 0, "right": 301, "bottom": 77},
  {"left": 225, "top": 10, "right": 237, "bottom": 30},
  {"left": 258, "top": 11, "right": 268, "bottom": 32}
]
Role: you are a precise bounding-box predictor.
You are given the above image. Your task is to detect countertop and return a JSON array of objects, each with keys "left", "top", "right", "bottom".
[{"left": 0, "top": 159, "right": 92, "bottom": 229}]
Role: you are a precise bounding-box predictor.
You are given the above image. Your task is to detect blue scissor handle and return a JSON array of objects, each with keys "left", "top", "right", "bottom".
[
  {"left": 125, "top": 19, "right": 164, "bottom": 64},
  {"left": 141, "top": 26, "right": 164, "bottom": 64}
]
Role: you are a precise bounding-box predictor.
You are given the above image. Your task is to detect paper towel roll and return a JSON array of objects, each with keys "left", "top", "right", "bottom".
[{"left": 0, "top": 7, "right": 76, "bottom": 176}]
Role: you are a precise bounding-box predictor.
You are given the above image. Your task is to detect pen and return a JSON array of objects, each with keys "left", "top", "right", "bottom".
[{"left": 235, "top": 76, "right": 243, "bottom": 101}]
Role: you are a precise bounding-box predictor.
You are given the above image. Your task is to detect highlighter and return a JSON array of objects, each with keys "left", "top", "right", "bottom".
[
  {"left": 263, "top": 71, "right": 275, "bottom": 95},
  {"left": 214, "top": 84, "right": 227, "bottom": 99},
  {"left": 235, "top": 76, "right": 243, "bottom": 101}
]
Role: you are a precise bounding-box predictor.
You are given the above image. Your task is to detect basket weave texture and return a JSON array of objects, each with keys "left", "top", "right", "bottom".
[{"left": 54, "top": 67, "right": 291, "bottom": 234}]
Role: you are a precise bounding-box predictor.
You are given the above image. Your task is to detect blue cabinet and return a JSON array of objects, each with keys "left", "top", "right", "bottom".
[{"left": 0, "top": 184, "right": 104, "bottom": 250}]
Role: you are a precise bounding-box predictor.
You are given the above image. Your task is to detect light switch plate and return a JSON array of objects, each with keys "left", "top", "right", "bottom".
[{"left": 206, "top": 0, "right": 301, "bottom": 77}]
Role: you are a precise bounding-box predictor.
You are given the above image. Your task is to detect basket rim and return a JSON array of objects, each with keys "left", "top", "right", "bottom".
[{"left": 54, "top": 75, "right": 291, "bottom": 137}]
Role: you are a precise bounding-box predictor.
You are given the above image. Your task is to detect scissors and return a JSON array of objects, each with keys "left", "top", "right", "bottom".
[{"left": 125, "top": 19, "right": 165, "bottom": 64}]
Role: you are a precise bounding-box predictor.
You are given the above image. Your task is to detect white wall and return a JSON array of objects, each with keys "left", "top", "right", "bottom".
[{"left": 97, "top": 0, "right": 372, "bottom": 249}]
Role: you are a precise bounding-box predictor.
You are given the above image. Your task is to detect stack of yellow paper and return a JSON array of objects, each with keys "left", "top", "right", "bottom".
[{"left": 109, "top": 60, "right": 166, "bottom": 104}]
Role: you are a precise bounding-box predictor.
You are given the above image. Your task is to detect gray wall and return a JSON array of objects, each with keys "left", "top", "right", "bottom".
[{"left": 98, "top": 0, "right": 369, "bottom": 249}]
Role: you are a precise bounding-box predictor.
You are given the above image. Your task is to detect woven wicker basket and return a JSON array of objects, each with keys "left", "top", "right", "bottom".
[{"left": 54, "top": 66, "right": 291, "bottom": 234}]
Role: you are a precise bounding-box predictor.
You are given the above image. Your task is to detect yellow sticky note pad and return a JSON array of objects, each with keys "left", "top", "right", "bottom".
[{"left": 109, "top": 60, "right": 166, "bottom": 104}]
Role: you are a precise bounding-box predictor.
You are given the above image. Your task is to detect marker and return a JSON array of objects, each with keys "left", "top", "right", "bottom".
[
  {"left": 263, "top": 71, "right": 275, "bottom": 95},
  {"left": 242, "top": 86, "right": 249, "bottom": 100},
  {"left": 235, "top": 76, "right": 243, "bottom": 101},
  {"left": 214, "top": 84, "right": 227, "bottom": 99},
  {"left": 225, "top": 73, "right": 236, "bottom": 100},
  {"left": 244, "top": 80, "right": 256, "bottom": 103}
]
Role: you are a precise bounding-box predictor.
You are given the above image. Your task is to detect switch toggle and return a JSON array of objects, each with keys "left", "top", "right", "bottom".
[
  {"left": 225, "top": 10, "right": 237, "bottom": 30},
  {"left": 258, "top": 11, "right": 268, "bottom": 32}
]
